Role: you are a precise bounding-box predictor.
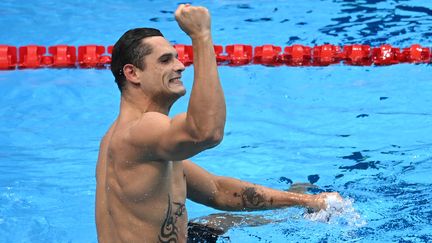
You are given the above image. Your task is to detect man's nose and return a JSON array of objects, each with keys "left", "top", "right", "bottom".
[{"left": 174, "top": 58, "right": 186, "bottom": 73}]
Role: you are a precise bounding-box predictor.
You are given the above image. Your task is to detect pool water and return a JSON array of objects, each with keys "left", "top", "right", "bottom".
[{"left": 1, "top": 0, "right": 431, "bottom": 242}]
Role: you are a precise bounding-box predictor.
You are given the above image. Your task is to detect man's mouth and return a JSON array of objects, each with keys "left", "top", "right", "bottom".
[{"left": 169, "top": 77, "right": 183, "bottom": 85}]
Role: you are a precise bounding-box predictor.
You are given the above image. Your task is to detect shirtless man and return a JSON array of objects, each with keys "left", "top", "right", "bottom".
[{"left": 96, "top": 4, "right": 342, "bottom": 243}]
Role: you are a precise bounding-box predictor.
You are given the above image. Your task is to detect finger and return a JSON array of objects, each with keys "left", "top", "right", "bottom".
[{"left": 175, "top": 4, "right": 185, "bottom": 16}]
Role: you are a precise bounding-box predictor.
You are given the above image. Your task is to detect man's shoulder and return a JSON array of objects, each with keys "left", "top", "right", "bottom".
[
  {"left": 140, "top": 111, "right": 171, "bottom": 123},
  {"left": 131, "top": 112, "right": 172, "bottom": 133},
  {"left": 123, "top": 112, "right": 173, "bottom": 146},
  {"left": 114, "top": 112, "right": 170, "bottom": 134},
  {"left": 99, "top": 121, "right": 118, "bottom": 148}
]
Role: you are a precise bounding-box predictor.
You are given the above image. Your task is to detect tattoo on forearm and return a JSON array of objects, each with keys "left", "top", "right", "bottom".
[
  {"left": 158, "top": 195, "right": 185, "bottom": 243},
  {"left": 240, "top": 187, "right": 266, "bottom": 209}
]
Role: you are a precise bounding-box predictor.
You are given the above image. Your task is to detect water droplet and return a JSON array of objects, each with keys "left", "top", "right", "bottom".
[{"left": 304, "top": 197, "right": 366, "bottom": 227}]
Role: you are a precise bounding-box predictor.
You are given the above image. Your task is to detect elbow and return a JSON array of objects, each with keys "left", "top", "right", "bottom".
[
  {"left": 189, "top": 124, "right": 224, "bottom": 147},
  {"left": 187, "top": 118, "right": 225, "bottom": 147},
  {"left": 200, "top": 129, "right": 224, "bottom": 147},
  {"left": 209, "top": 129, "right": 224, "bottom": 145}
]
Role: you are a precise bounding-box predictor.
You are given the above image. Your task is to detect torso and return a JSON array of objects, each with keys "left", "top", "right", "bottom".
[{"left": 96, "top": 119, "right": 188, "bottom": 243}]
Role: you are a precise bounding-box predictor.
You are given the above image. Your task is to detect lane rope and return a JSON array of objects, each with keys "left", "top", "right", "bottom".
[{"left": 0, "top": 44, "right": 430, "bottom": 70}]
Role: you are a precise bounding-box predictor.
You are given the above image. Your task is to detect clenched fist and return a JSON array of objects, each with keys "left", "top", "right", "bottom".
[
  {"left": 175, "top": 4, "right": 211, "bottom": 39},
  {"left": 309, "top": 192, "right": 344, "bottom": 211}
]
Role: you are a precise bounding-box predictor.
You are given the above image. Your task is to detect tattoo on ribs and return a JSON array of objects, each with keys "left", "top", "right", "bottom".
[
  {"left": 241, "top": 187, "right": 266, "bottom": 208},
  {"left": 158, "top": 195, "right": 186, "bottom": 243}
]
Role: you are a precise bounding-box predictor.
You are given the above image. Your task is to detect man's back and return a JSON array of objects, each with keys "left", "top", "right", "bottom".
[{"left": 95, "top": 118, "right": 188, "bottom": 242}]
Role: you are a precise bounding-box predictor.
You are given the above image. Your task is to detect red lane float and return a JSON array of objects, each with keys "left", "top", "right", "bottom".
[
  {"left": 107, "top": 46, "right": 113, "bottom": 54},
  {"left": 173, "top": 45, "right": 230, "bottom": 65},
  {"left": 78, "top": 45, "right": 106, "bottom": 68},
  {"left": 214, "top": 45, "right": 229, "bottom": 64},
  {"left": 78, "top": 45, "right": 112, "bottom": 68},
  {"left": 18, "top": 45, "right": 46, "bottom": 68},
  {"left": 48, "top": 45, "right": 77, "bottom": 67},
  {"left": 0, "top": 44, "right": 430, "bottom": 70},
  {"left": 283, "top": 45, "right": 312, "bottom": 66},
  {"left": 0, "top": 45, "right": 17, "bottom": 70},
  {"left": 342, "top": 45, "right": 372, "bottom": 66},
  {"left": 254, "top": 45, "right": 282, "bottom": 65},
  {"left": 174, "top": 44, "right": 193, "bottom": 66},
  {"left": 400, "top": 44, "right": 431, "bottom": 63},
  {"left": 225, "top": 44, "right": 253, "bottom": 65},
  {"left": 312, "top": 44, "right": 341, "bottom": 66},
  {"left": 372, "top": 44, "right": 401, "bottom": 66}
]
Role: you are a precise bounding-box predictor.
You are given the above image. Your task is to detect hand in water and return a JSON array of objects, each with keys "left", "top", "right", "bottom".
[
  {"left": 309, "top": 192, "right": 343, "bottom": 211},
  {"left": 304, "top": 193, "right": 365, "bottom": 226}
]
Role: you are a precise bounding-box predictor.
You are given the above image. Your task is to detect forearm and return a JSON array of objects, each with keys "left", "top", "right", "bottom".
[
  {"left": 212, "top": 176, "right": 320, "bottom": 211},
  {"left": 186, "top": 34, "right": 226, "bottom": 140}
]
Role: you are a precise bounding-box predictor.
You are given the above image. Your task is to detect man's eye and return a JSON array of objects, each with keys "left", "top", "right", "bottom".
[{"left": 160, "top": 58, "right": 170, "bottom": 64}]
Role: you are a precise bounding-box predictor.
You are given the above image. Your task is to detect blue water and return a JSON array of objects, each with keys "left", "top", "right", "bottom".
[{"left": 1, "top": 0, "right": 431, "bottom": 242}]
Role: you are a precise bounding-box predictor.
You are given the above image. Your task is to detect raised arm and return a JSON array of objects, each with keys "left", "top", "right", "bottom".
[
  {"left": 184, "top": 160, "right": 342, "bottom": 211},
  {"left": 129, "top": 5, "right": 226, "bottom": 161},
  {"left": 176, "top": 4, "right": 226, "bottom": 141}
]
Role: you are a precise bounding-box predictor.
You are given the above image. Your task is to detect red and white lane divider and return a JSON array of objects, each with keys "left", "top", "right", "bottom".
[{"left": 0, "top": 44, "right": 430, "bottom": 70}]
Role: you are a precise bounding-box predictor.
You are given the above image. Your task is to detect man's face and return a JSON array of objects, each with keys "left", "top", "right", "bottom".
[{"left": 136, "top": 36, "right": 186, "bottom": 99}]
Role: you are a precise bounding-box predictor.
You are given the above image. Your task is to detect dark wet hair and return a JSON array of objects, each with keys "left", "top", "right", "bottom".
[{"left": 111, "top": 28, "right": 164, "bottom": 92}]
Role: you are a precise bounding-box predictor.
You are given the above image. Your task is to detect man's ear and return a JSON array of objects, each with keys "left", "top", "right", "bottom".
[{"left": 123, "top": 64, "right": 141, "bottom": 85}]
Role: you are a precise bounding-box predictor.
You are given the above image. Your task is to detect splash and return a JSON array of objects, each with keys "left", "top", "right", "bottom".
[{"left": 304, "top": 195, "right": 366, "bottom": 227}]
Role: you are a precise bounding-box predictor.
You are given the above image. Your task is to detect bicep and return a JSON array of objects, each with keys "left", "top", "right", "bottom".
[{"left": 129, "top": 112, "right": 218, "bottom": 161}]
